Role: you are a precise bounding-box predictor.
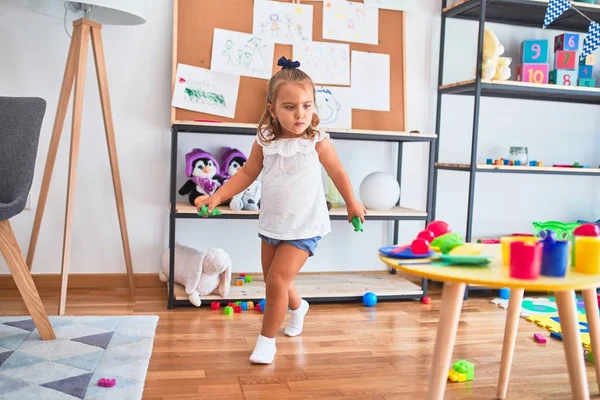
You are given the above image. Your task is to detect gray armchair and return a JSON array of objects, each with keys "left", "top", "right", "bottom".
[{"left": 0, "top": 96, "right": 55, "bottom": 340}]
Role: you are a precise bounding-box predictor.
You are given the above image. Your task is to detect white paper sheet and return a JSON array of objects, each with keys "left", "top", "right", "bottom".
[
  {"left": 210, "top": 28, "right": 275, "bottom": 80},
  {"left": 363, "top": 0, "right": 416, "bottom": 12},
  {"left": 350, "top": 51, "right": 390, "bottom": 111},
  {"left": 315, "top": 86, "right": 352, "bottom": 129},
  {"left": 293, "top": 41, "right": 350, "bottom": 85},
  {"left": 322, "top": 0, "right": 378, "bottom": 45},
  {"left": 253, "top": 1, "right": 313, "bottom": 45},
  {"left": 172, "top": 63, "right": 240, "bottom": 119}
]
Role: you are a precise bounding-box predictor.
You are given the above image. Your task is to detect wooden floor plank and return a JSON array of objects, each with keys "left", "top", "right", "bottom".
[{"left": 0, "top": 285, "right": 598, "bottom": 399}]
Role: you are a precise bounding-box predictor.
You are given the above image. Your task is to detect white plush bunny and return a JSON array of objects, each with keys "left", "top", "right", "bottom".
[{"left": 159, "top": 243, "right": 232, "bottom": 307}]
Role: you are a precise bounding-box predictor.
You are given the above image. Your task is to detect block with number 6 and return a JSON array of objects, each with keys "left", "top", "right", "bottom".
[
  {"left": 555, "top": 51, "right": 577, "bottom": 70},
  {"left": 554, "top": 33, "right": 579, "bottom": 51},
  {"left": 521, "top": 39, "right": 549, "bottom": 63},
  {"left": 517, "top": 63, "right": 549, "bottom": 84},
  {"left": 549, "top": 69, "right": 576, "bottom": 86}
]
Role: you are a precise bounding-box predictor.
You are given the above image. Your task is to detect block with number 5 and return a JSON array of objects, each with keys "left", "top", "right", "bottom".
[
  {"left": 517, "top": 63, "right": 549, "bottom": 84},
  {"left": 554, "top": 33, "right": 579, "bottom": 51},
  {"left": 549, "top": 69, "right": 576, "bottom": 86},
  {"left": 578, "top": 78, "right": 596, "bottom": 87},
  {"left": 555, "top": 51, "right": 576, "bottom": 70},
  {"left": 521, "top": 40, "right": 549, "bottom": 64}
]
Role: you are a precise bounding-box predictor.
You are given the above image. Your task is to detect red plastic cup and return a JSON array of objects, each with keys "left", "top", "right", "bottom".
[{"left": 510, "top": 241, "right": 543, "bottom": 279}]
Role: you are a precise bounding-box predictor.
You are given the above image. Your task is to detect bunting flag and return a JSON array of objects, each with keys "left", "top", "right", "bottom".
[
  {"left": 581, "top": 21, "right": 600, "bottom": 60},
  {"left": 543, "top": 0, "right": 572, "bottom": 29}
]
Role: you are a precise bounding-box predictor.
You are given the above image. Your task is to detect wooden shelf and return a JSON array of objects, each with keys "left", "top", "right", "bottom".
[
  {"left": 167, "top": 272, "right": 423, "bottom": 305},
  {"left": 443, "top": 0, "right": 600, "bottom": 33},
  {"left": 439, "top": 79, "right": 600, "bottom": 105},
  {"left": 436, "top": 162, "right": 600, "bottom": 176},
  {"left": 172, "top": 120, "right": 437, "bottom": 143},
  {"left": 172, "top": 202, "right": 428, "bottom": 221}
]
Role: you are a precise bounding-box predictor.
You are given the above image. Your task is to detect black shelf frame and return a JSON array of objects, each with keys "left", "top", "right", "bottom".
[
  {"left": 431, "top": 0, "right": 600, "bottom": 299},
  {"left": 168, "top": 123, "right": 437, "bottom": 308}
]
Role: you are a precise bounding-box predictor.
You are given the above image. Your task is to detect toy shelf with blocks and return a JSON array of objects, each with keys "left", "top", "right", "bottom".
[
  {"left": 167, "top": 122, "right": 438, "bottom": 308},
  {"left": 432, "top": 0, "right": 600, "bottom": 299}
]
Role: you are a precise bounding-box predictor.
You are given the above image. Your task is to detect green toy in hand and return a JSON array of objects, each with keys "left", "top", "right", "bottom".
[
  {"left": 198, "top": 204, "right": 222, "bottom": 217},
  {"left": 351, "top": 216, "right": 363, "bottom": 232}
]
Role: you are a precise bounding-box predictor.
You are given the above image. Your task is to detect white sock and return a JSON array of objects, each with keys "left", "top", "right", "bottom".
[
  {"left": 284, "top": 299, "right": 309, "bottom": 337},
  {"left": 249, "top": 334, "right": 276, "bottom": 364}
]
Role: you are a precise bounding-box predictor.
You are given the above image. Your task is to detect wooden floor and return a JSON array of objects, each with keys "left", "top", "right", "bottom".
[{"left": 1, "top": 285, "right": 600, "bottom": 399}]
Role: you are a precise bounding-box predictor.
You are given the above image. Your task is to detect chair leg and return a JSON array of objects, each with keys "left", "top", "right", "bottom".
[{"left": 0, "top": 220, "right": 55, "bottom": 340}]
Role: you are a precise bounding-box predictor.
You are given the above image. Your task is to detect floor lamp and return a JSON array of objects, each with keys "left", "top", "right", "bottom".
[{"left": 20, "top": 0, "right": 146, "bottom": 315}]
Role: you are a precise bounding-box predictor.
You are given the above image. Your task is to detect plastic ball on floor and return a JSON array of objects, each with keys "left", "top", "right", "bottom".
[
  {"left": 499, "top": 287, "right": 510, "bottom": 300},
  {"left": 259, "top": 299, "right": 266, "bottom": 312},
  {"left": 362, "top": 292, "right": 378, "bottom": 307}
]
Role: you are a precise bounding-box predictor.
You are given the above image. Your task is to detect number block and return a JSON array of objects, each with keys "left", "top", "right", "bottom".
[
  {"left": 578, "top": 78, "right": 596, "bottom": 87},
  {"left": 579, "top": 65, "right": 594, "bottom": 79},
  {"left": 517, "top": 63, "right": 549, "bottom": 84},
  {"left": 554, "top": 33, "right": 579, "bottom": 51},
  {"left": 555, "top": 51, "right": 577, "bottom": 70},
  {"left": 549, "top": 69, "right": 576, "bottom": 86},
  {"left": 580, "top": 54, "right": 596, "bottom": 66},
  {"left": 522, "top": 40, "right": 549, "bottom": 63}
]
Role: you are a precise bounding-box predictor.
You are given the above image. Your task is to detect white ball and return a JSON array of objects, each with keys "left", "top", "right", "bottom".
[{"left": 359, "top": 172, "right": 400, "bottom": 211}]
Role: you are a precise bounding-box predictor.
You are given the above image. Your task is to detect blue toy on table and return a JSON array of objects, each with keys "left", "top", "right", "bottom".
[{"left": 378, "top": 246, "right": 435, "bottom": 259}]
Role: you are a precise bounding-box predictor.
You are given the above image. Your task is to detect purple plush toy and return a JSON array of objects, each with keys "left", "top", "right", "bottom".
[
  {"left": 219, "top": 147, "right": 247, "bottom": 182},
  {"left": 178, "top": 148, "right": 222, "bottom": 206}
]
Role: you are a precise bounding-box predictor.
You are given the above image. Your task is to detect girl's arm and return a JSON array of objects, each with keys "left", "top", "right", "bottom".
[
  {"left": 196, "top": 141, "right": 263, "bottom": 212},
  {"left": 316, "top": 137, "right": 367, "bottom": 223}
]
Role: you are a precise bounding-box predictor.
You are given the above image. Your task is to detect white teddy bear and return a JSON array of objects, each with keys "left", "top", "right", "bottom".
[
  {"left": 159, "top": 244, "right": 232, "bottom": 307},
  {"left": 229, "top": 179, "right": 261, "bottom": 212}
]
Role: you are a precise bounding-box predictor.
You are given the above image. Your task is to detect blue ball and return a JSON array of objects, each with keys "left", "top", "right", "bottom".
[
  {"left": 363, "top": 292, "right": 377, "bottom": 307},
  {"left": 259, "top": 299, "right": 266, "bottom": 312},
  {"left": 499, "top": 287, "right": 510, "bottom": 300}
]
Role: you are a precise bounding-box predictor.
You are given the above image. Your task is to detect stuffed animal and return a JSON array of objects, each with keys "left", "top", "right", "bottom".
[
  {"left": 481, "top": 27, "right": 511, "bottom": 81},
  {"left": 219, "top": 147, "right": 247, "bottom": 182},
  {"left": 159, "top": 244, "right": 232, "bottom": 307},
  {"left": 230, "top": 179, "right": 261, "bottom": 211},
  {"left": 178, "top": 148, "right": 223, "bottom": 206}
]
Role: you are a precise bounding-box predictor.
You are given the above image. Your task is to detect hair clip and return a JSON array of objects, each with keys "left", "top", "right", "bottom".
[{"left": 277, "top": 56, "right": 300, "bottom": 69}]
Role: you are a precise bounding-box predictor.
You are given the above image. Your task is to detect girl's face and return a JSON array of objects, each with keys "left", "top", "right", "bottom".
[{"left": 269, "top": 82, "right": 315, "bottom": 137}]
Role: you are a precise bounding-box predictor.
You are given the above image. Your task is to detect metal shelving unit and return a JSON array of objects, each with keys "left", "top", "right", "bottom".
[
  {"left": 167, "top": 122, "right": 438, "bottom": 308},
  {"left": 431, "top": 0, "right": 600, "bottom": 299}
]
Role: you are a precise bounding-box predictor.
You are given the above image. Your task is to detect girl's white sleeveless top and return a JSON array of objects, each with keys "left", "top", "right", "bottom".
[{"left": 256, "top": 130, "right": 332, "bottom": 240}]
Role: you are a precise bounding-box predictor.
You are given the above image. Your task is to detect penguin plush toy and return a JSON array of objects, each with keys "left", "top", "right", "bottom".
[
  {"left": 219, "top": 147, "right": 247, "bottom": 183},
  {"left": 179, "top": 148, "right": 222, "bottom": 206}
]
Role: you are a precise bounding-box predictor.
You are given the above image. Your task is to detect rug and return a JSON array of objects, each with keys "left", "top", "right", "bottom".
[
  {"left": 491, "top": 296, "right": 599, "bottom": 349},
  {"left": 0, "top": 315, "right": 158, "bottom": 399}
]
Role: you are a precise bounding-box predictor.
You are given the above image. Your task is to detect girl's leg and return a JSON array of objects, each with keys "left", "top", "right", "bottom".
[
  {"left": 260, "top": 240, "right": 301, "bottom": 310},
  {"left": 250, "top": 243, "right": 309, "bottom": 364}
]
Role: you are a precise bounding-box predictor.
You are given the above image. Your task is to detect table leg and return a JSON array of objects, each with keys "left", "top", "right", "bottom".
[
  {"left": 427, "top": 282, "right": 466, "bottom": 400},
  {"left": 555, "top": 290, "right": 589, "bottom": 400},
  {"left": 583, "top": 287, "right": 600, "bottom": 392},
  {"left": 497, "top": 287, "right": 524, "bottom": 399}
]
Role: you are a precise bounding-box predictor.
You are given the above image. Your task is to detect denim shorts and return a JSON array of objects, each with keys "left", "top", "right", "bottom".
[{"left": 258, "top": 234, "right": 321, "bottom": 257}]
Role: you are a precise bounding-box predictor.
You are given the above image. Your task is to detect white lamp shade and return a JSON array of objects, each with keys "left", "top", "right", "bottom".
[{"left": 20, "top": 0, "right": 146, "bottom": 25}]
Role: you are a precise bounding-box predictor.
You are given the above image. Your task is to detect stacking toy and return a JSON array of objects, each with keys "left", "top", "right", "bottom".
[
  {"left": 574, "top": 236, "right": 600, "bottom": 275},
  {"left": 510, "top": 241, "right": 542, "bottom": 280},
  {"left": 571, "top": 223, "right": 600, "bottom": 267},
  {"left": 540, "top": 234, "right": 569, "bottom": 277}
]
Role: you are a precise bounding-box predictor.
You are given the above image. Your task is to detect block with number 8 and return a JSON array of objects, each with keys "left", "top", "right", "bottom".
[
  {"left": 549, "top": 69, "right": 576, "bottom": 86},
  {"left": 521, "top": 39, "right": 549, "bottom": 64},
  {"left": 555, "top": 51, "right": 577, "bottom": 70}
]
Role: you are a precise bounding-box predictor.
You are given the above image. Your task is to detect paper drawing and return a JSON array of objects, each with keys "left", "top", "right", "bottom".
[
  {"left": 253, "top": 0, "right": 313, "bottom": 45},
  {"left": 315, "top": 86, "right": 352, "bottom": 129},
  {"left": 211, "top": 28, "right": 275, "bottom": 80},
  {"left": 350, "top": 51, "right": 390, "bottom": 111},
  {"left": 293, "top": 41, "right": 350, "bottom": 85},
  {"left": 172, "top": 63, "right": 240, "bottom": 119},
  {"left": 322, "top": 0, "right": 378, "bottom": 45},
  {"left": 363, "top": 0, "right": 416, "bottom": 12}
]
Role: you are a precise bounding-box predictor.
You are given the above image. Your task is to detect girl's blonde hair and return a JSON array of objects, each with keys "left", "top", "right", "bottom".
[{"left": 257, "top": 58, "right": 320, "bottom": 144}]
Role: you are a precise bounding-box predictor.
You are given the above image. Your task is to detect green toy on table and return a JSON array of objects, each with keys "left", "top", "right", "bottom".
[{"left": 197, "top": 204, "right": 222, "bottom": 217}]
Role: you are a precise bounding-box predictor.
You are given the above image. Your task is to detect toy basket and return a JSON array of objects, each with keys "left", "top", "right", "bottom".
[{"left": 532, "top": 221, "right": 581, "bottom": 241}]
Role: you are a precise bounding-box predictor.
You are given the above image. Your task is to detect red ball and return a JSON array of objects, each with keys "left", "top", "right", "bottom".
[
  {"left": 421, "top": 296, "right": 431, "bottom": 304},
  {"left": 411, "top": 238, "right": 430, "bottom": 255},
  {"left": 574, "top": 223, "right": 600, "bottom": 237},
  {"left": 426, "top": 220, "right": 452, "bottom": 238},
  {"left": 417, "top": 229, "right": 436, "bottom": 243}
]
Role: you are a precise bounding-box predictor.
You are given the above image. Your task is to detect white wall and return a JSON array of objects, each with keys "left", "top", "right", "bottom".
[{"left": 0, "top": 0, "right": 597, "bottom": 275}]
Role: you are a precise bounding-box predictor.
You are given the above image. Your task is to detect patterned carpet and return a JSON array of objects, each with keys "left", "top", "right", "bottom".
[{"left": 0, "top": 315, "right": 158, "bottom": 399}]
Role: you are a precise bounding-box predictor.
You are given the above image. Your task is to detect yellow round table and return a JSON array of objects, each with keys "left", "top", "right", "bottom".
[{"left": 379, "top": 244, "right": 600, "bottom": 400}]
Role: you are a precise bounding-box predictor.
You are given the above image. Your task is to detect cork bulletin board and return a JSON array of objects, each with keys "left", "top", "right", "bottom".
[{"left": 171, "top": 0, "right": 407, "bottom": 132}]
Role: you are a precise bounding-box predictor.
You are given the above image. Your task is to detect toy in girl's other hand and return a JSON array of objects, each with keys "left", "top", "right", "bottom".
[
  {"left": 198, "top": 204, "right": 222, "bottom": 217},
  {"left": 159, "top": 243, "right": 232, "bottom": 307},
  {"left": 178, "top": 148, "right": 223, "bottom": 206},
  {"left": 351, "top": 216, "right": 363, "bottom": 232},
  {"left": 481, "top": 27, "right": 511, "bottom": 81}
]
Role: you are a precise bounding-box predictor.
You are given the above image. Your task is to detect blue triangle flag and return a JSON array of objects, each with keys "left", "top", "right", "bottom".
[
  {"left": 543, "top": 0, "right": 571, "bottom": 29},
  {"left": 581, "top": 22, "right": 600, "bottom": 60}
]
